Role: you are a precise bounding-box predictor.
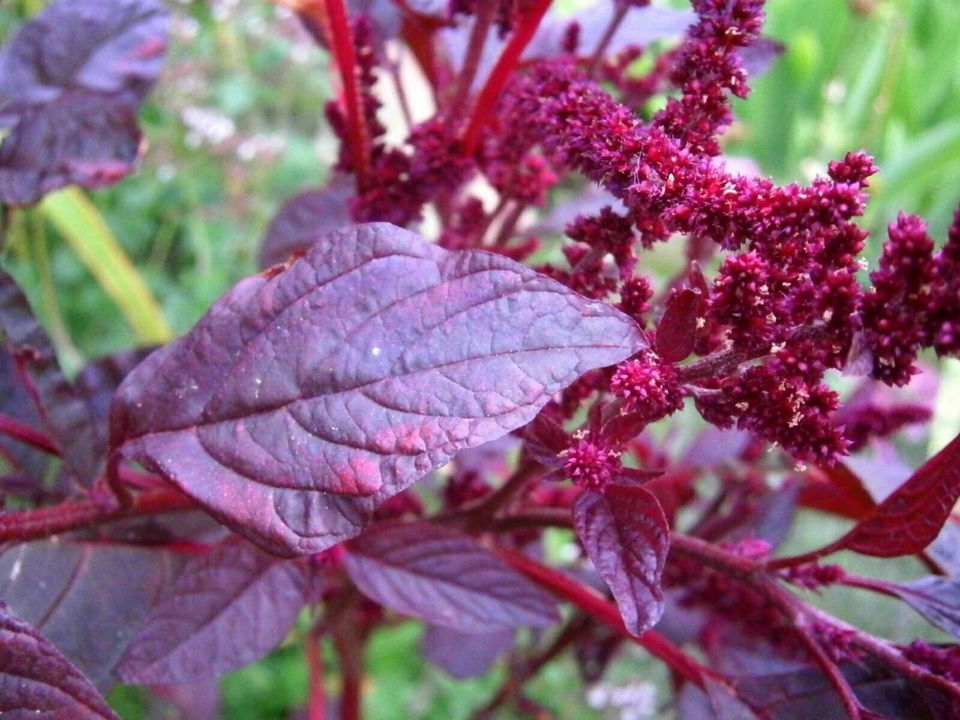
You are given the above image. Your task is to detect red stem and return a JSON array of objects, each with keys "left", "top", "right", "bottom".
[
  {"left": 0, "top": 487, "right": 194, "bottom": 544},
  {"left": 306, "top": 630, "right": 327, "bottom": 720},
  {"left": 447, "top": 0, "right": 496, "bottom": 122},
  {"left": 324, "top": 0, "right": 371, "bottom": 190},
  {"left": 0, "top": 412, "right": 59, "bottom": 455},
  {"left": 586, "top": 3, "right": 628, "bottom": 76},
  {"left": 764, "top": 542, "right": 843, "bottom": 571},
  {"left": 460, "top": 0, "right": 554, "bottom": 155},
  {"left": 333, "top": 624, "right": 363, "bottom": 720},
  {"left": 493, "top": 544, "right": 719, "bottom": 689}
]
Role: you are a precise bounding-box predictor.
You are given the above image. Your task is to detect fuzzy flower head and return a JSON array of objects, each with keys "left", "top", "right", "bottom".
[
  {"left": 560, "top": 434, "right": 621, "bottom": 490},
  {"left": 609, "top": 353, "right": 685, "bottom": 420}
]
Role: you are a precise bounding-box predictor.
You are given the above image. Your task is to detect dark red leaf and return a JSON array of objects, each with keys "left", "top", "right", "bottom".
[
  {"left": 343, "top": 521, "right": 559, "bottom": 632},
  {"left": 0, "top": 270, "right": 100, "bottom": 486},
  {"left": 573, "top": 484, "right": 669, "bottom": 635},
  {"left": 833, "top": 432, "right": 960, "bottom": 557},
  {"left": 258, "top": 177, "right": 354, "bottom": 269},
  {"left": 0, "top": 0, "right": 168, "bottom": 204},
  {"left": 110, "top": 223, "right": 644, "bottom": 555},
  {"left": 421, "top": 624, "right": 514, "bottom": 678},
  {"left": 888, "top": 576, "right": 960, "bottom": 641},
  {"left": 0, "top": 602, "right": 118, "bottom": 720},
  {"left": 0, "top": 540, "right": 182, "bottom": 690},
  {"left": 117, "top": 537, "right": 311, "bottom": 684},
  {"left": 656, "top": 288, "right": 701, "bottom": 363}
]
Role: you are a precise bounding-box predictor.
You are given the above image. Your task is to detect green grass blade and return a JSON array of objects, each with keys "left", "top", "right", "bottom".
[{"left": 39, "top": 188, "right": 173, "bottom": 345}]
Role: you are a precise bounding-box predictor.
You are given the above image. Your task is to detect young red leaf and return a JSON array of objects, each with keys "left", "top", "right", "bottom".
[
  {"left": 117, "top": 537, "right": 311, "bottom": 684},
  {"left": 258, "top": 177, "right": 354, "bottom": 269},
  {"left": 0, "top": 270, "right": 101, "bottom": 486},
  {"left": 0, "top": 0, "right": 169, "bottom": 205},
  {"left": 110, "top": 223, "right": 645, "bottom": 555},
  {"left": 573, "top": 483, "right": 669, "bottom": 636},
  {"left": 0, "top": 602, "right": 118, "bottom": 720},
  {"left": 833, "top": 431, "right": 960, "bottom": 557},
  {"left": 655, "top": 288, "right": 701, "bottom": 363},
  {"left": 0, "top": 540, "right": 182, "bottom": 690},
  {"left": 343, "top": 521, "right": 559, "bottom": 632}
]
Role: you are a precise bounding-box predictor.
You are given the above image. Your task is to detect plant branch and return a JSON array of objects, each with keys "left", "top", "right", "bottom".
[
  {"left": 332, "top": 612, "right": 365, "bottom": 720},
  {"left": 0, "top": 486, "right": 194, "bottom": 544},
  {"left": 306, "top": 626, "right": 327, "bottom": 720},
  {"left": 0, "top": 412, "right": 60, "bottom": 455},
  {"left": 460, "top": 0, "right": 554, "bottom": 154},
  {"left": 471, "top": 615, "right": 590, "bottom": 719},
  {"left": 448, "top": 0, "right": 496, "bottom": 122},
  {"left": 323, "top": 0, "right": 371, "bottom": 189},
  {"left": 461, "top": 461, "right": 542, "bottom": 529},
  {"left": 586, "top": 2, "right": 628, "bottom": 76},
  {"left": 493, "top": 543, "right": 720, "bottom": 689}
]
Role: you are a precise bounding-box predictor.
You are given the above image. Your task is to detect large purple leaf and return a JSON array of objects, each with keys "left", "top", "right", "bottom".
[
  {"left": 0, "top": 270, "right": 100, "bottom": 487},
  {"left": 0, "top": 540, "right": 182, "bottom": 691},
  {"left": 117, "top": 537, "right": 311, "bottom": 684},
  {"left": 258, "top": 176, "right": 354, "bottom": 269},
  {"left": 0, "top": 0, "right": 168, "bottom": 205},
  {"left": 0, "top": 602, "right": 118, "bottom": 720},
  {"left": 110, "top": 223, "right": 644, "bottom": 555},
  {"left": 343, "top": 521, "right": 559, "bottom": 632},
  {"left": 573, "top": 484, "right": 669, "bottom": 636}
]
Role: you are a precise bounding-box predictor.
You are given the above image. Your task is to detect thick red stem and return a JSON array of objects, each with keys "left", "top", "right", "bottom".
[
  {"left": 493, "top": 544, "right": 719, "bottom": 689},
  {"left": 447, "top": 0, "right": 496, "bottom": 121},
  {"left": 324, "top": 0, "right": 371, "bottom": 190},
  {"left": 0, "top": 487, "right": 194, "bottom": 544},
  {"left": 0, "top": 412, "right": 59, "bottom": 455},
  {"left": 460, "top": 0, "right": 554, "bottom": 155},
  {"left": 306, "top": 630, "right": 327, "bottom": 720}
]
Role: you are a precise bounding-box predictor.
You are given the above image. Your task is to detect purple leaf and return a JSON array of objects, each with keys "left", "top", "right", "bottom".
[
  {"left": 573, "top": 484, "right": 669, "bottom": 636},
  {"left": 888, "top": 576, "right": 960, "bottom": 641},
  {"left": 258, "top": 176, "right": 354, "bottom": 269},
  {"left": 0, "top": 602, "right": 118, "bottom": 720},
  {"left": 833, "top": 431, "right": 960, "bottom": 557},
  {"left": 738, "top": 38, "right": 786, "bottom": 78},
  {"left": 0, "top": 270, "right": 100, "bottom": 486},
  {"left": 76, "top": 348, "right": 155, "bottom": 461},
  {"left": 117, "top": 537, "right": 311, "bottom": 684},
  {"left": 734, "top": 660, "right": 958, "bottom": 720},
  {"left": 0, "top": 540, "right": 182, "bottom": 690},
  {"left": 528, "top": 5, "right": 695, "bottom": 62},
  {"left": 145, "top": 682, "right": 220, "bottom": 720},
  {"left": 0, "top": 344, "right": 49, "bottom": 492},
  {"left": 656, "top": 288, "right": 701, "bottom": 363},
  {"left": 0, "top": 0, "right": 168, "bottom": 205},
  {"left": 343, "top": 521, "right": 559, "bottom": 632},
  {"left": 421, "top": 624, "right": 514, "bottom": 678},
  {"left": 110, "top": 223, "right": 644, "bottom": 555}
]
